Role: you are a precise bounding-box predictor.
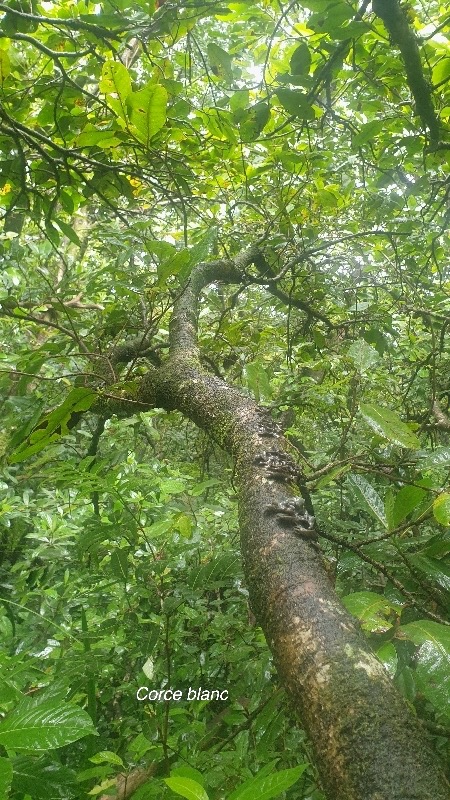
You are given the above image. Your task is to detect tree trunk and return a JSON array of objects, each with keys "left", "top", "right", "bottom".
[{"left": 119, "top": 251, "right": 449, "bottom": 800}]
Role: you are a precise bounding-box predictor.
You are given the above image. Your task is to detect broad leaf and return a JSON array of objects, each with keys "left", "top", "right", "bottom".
[
  {"left": 347, "top": 474, "right": 387, "bottom": 528},
  {"left": 347, "top": 339, "right": 379, "bottom": 372},
  {"left": 375, "top": 642, "right": 398, "bottom": 678},
  {"left": 164, "top": 776, "right": 209, "bottom": 800},
  {"left": 0, "top": 756, "right": 13, "bottom": 796},
  {"left": 207, "top": 42, "right": 233, "bottom": 82},
  {"left": 128, "top": 83, "right": 168, "bottom": 145},
  {"left": 409, "top": 555, "right": 450, "bottom": 591},
  {"left": 244, "top": 361, "right": 272, "bottom": 401},
  {"left": 342, "top": 591, "right": 396, "bottom": 633},
  {"left": 400, "top": 621, "right": 450, "bottom": 719},
  {"left": 391, "top": 485, "right": 427, "bottom": 528},
  {"left": 10, "top": 388, "right": 96, "bottom": 463},
  {"left": 290, "top": 42, "right": 311, "bottom": 75},
  {"left": 239, "top": 103, "right": 270, "bottom": 142},
  {"left": 359, "top": 404, "right": 420, "bottom": 449},
  {"left": 0, "top": 48, "right": 10, "bottom": 82},
  {"left": 228, "top": 765, "right": 307, "bottom": 800},
  {"left": 275, "top": 89, "right": 315, "bottom": 119},
  {"left": 433, "top": 493, "right": 450, "bottom": 526},
  {"left": 0, "top": 700, "right": 97, "bottom": 750},
  {"left": 9, "top": 755, "right": 77, "bottom": 799},
  {"left": 420, "top": 447, "right": 450, "bottom": 468},
  {"left": 100, "top": 61, "right": 132, "bottom": 121}
]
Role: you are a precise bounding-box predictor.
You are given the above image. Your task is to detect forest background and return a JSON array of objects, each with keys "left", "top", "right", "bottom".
[{"left": 0, "top": 0, "right": 449, "bottom": 798}]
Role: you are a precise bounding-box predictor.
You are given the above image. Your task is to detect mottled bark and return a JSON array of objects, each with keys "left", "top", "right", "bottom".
[{"left": 127, "top": 251, "right": 448, "bottom": 800}]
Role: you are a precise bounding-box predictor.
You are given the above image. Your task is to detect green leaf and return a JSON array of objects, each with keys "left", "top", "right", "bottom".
[
  {"left": 275, "top": 89, "right": 315, "bottom": 119},
  {"left": 289, "top": 42, "right": 311, "bottom": 75},
  {"left": 400, "top": 621, "right": 450, "bottom": 719},
  {"left": 188, "top": 553, "right": 240, "bottom": 589},
  {"left": 342, "top": 591, "right": 395, "bottom": 633},
  {"left": 353, "top": 119, "right": 386, "bottom": 147},
  {"left": 189, "top": 478, "right": 221, "bottom": 496},
  {"left": 188, "top": 227, "right": 217, "bottom": 268},
  {"left": 409, "top": 555, "right": 450, "bottom": 591},
  {"left": 128, "top": 83, "right": 168, "bottom": 146},
  {"left": 347, "top": 339, "right": 379, "bottom": 372},
  {"left": 173, "top": 512, "right": 192, "bottom": 537},
  {"left": 0, "top": 756, "right": 13, "bottom": 796},
  {"left": 10, "top": 388, "right": 96, "bottom": 463},
  {"left": 420, "top": 447, "right": 450, "bottom": 468},
  {"left": 89, "top": 751, "right": 124, "bottom": 766},
  {"left": 55, "top": 218, "right": 82, "bottom": 247},
  {"left": 384, "top": 487, "right": 395, "bottom": 531},
  {"left": 315, "top": 463, "right": 351, "bottom": 489},
  {"left": 331, "top": 20, "right": 367, "bottom": 38},
  {"left": 423, "top": 530, "right": 450, "bottom": 559},
  {"left": 76, "top": 128, "right": 120, "bottom": 149},
  {"left": 391, "top": 485, "right": 427, "bottom": 528},
  {"left": 109, "top": 548, "right": 130, "bottom": 581},
  {"left": 142, "top": 657, "right": 154, "bottom": 680},
  {"left": 347, "top": 474, "right": 388, "bottom": 528},
  {"left": 432, "top": 56, "right": 450, "bottom": 86},
  {"left": 164, "top": 776, "right": 209, "bottom": 800},
  {"left": 433, "top": 492, "right": 450, "bottom": 526},
  {"left": 146, "top": 239, "right": 177, "bottom": 261},
  {"left": 100, "top": 60, "right": 132, "bottom": 121},
  {"left": 0, "top": 700, "right": 97, "bottom": 750},
  {"left": 160, "top": 477, "right": 187, "bottom": 495},
  {"left": 228, "top": 765, "right": 307, "bottom": 800},
  {"left": 239, "top": 103, "right": 270, "bottom": 142},
  {"left": 170, "top": 767, "right": 205, "bottom": 786},
  {"left": 45, "top": 221, "right": 60, "bottom": 246},
  {"left": 207, "top": 42, "right": 233, "bottom": 82},
  {"left": 230, "top": 89, "right": 249, "bottom": 112},
  {"left": 8, "top": 404, "right": 45, "bottom": 449},
  {"left": 244, "top": 361, "right": 272, "bottom": 401},
  {"left": 9, "top": 755, "right": 76, "bottom": 799},
  {"left": 359, "top": 404, "right": 420, "bottom": 449},
  {"left": 0, "top": 48, "right": 10, "bottom": 83},
  {"left": 375, "top": 642, "right": 398, "bottom": 678}
]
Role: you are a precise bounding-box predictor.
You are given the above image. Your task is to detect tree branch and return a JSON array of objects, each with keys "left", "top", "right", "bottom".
[{"left": 372, "top": 0, "right": 440, "bottom": 144}]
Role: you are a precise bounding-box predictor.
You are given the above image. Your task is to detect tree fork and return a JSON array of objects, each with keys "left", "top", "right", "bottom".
[{"left": 127, "top": 251, "right": 448, "bottom": 799}]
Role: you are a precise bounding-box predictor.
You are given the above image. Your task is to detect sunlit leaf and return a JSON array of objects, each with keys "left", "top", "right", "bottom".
[
  {"left": 100, "top": 60, "right": 132, "bottom": 121},
  {"left": 89, "top": 751, "right": 124, "bottom": 766},
  {"left": 10, "top": 388, "right": 96, "bottom": 463},
  {"left": 433, "top": 493, "right": 450, "bottom": 526},
  {"left": 128, "top": 83, "right": 168, "bottom": 145},
  {"left": 0, "top": 48, "right": 10, "bottom": 82},
  {"left": 164, "top": 776, "right": 209, "bottom": 800}
]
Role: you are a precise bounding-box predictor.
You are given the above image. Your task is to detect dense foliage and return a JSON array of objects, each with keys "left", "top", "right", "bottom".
[{"left": 0, "top": 0, "right": 449, "bottom": 797}]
